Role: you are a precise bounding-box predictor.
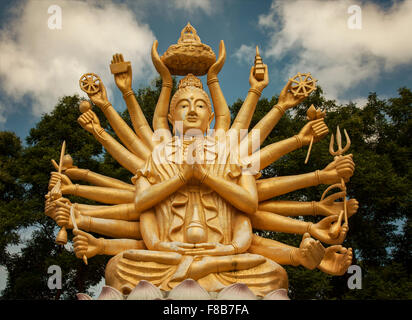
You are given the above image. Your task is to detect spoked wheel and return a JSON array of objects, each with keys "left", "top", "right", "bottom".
[
  {"left": 289, "top": 72, "right": 317, "bottom": 97},
  {"left": 79, "top": 73, "right": 101, "bottom": 95}
]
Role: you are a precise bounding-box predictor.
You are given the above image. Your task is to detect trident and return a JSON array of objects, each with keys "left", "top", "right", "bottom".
[{"left": 321, "top": 126, "right": 351, "bottom": 239}]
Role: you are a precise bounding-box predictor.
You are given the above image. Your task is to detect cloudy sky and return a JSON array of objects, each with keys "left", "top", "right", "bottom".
[{"left": 0, "top": 0, "right": 411, "bottom": 140}]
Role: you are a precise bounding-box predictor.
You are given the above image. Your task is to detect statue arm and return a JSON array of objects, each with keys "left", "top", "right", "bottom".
[
  {"left": 78, "top": 203, "right": 139, "bottom": 221},
  {"left": 151, "top": 41, "right": 173, "bottom": 139},
  {"left": 78, "top": 216, "right": 141, "bottom": 240},
  {"left": 110, "top": 54, "right": 154, "bottom": 150},
  {"left": 62, "top": 184, "right": 135, "bottom": 204},
  {"left": 248, "top": 234, "right": 298, "bottom": 265},
  {"left": 257, "top": 153, "right": 355, "bottom": 201},
  {"left": 201, "top": 171, "right": 258, "bottom": 215},
  {"left": 258, "top": 200, "right": 316, "bottom": 217},
  {"left": 134, "top": 173, "right": 186, "bottom": 213},
  {"left": 65, "top": 168, "right": 135, "bottom": 191},
  {"left": 250, "top": 210, "right": 310, "bottom": 235},
  {"left": 208, "top": 40, "right": 231, "bottom": 133},
  {"left": 78, "top": 110, "right": 145, "bottom": 172},
  {"left": 230, "top": 65, "right": 269, "bottom": 137}
]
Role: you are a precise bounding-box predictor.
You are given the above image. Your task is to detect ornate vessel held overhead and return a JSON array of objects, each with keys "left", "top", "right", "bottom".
[{"left": 161, "top": 22, "right": 216, "bottom": 76}]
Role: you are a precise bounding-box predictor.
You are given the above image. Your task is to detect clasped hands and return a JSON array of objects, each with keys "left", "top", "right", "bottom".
[{"left": 177, "top": 160, "right": 209, "bottom": 183}]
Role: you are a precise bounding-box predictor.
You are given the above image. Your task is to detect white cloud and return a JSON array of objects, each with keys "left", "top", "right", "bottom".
[
  {"left": 233, "top": 44, "right": 257, "bottom": 65},
  {"left": 0, "top": 0, "right": 156, "bottom": 120},
  {"left": 255, "top": 0, "right": 412, "bottom": 101},
  {"left": 172, "top": 0, "right": 214, "bottom": 15}
]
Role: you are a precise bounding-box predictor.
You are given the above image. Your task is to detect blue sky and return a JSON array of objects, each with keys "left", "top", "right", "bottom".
[{"left": 0, "top": 0, "right": 411, "bottom": 141}]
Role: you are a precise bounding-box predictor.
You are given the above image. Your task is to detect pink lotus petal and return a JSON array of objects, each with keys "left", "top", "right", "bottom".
[
  {"left": 127, "top": 280, "right": 163, "bottom": 300},
  {"left": 76, "top": 293, "right": 92, "bottom": 300},
  {"left": 263, "top": 288, "right": 290, "bottom": 300},
  {"left": 217, "top": 283, "right": 257, "bottom": 300},
  {"left": 97, "top": 285, "right": 124, "bottom": 300},
  {"left": 168, "top": 279, "right": 210, "bottom": 300}
]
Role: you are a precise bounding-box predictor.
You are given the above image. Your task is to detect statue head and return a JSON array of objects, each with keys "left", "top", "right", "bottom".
[{"left": 168, "top": 74, "right": 214, "bottom": 137}]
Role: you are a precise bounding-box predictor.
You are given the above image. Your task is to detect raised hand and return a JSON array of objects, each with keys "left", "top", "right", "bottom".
[
  {"left": 73, "top": 229, "right": 103, "bottom": 259},
  {"left": 277, "top": 79, "right": 307, "bottom": 110},
  {"left": 151, "top": 40, "right": 172, "bottom": 84},
  {"left": 318, "top": 245, "right": 353, "bottom": 275},
  {"left": 77, "top": 110, "right": 102, "bottom": 134},
  {"left": 88, "top": 81, "right": 109, "bottom": 109},
  {"left": 207, "top": 40, "right": 226, "bottom": 81},
  {"left": 297, "top": 118, "right": 329, "bottom": 146},
  {"left": 292, "top": 233, "right": 325, "bottom": 269},
  {"left": 320, "top": 154, "right": 355, "bottom": 185},
  {"left": 309, "top": 216, "right": 348, "bottom": 245},
  {"left": 249, "top": 64, "right": 269, "bottom": 93},
  {"left": 112, "top": 53, "right": 132, "bottom": 94},
  {"left": 318, "top": 191, "right": 359, "bottom": 217}
]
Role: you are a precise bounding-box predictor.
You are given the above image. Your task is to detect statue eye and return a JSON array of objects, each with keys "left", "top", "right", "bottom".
[
  {"left": 198, "top": 105, "right": 203, "bottom": 108},
  {"left": 180, "top": 105, "right": 187, "bottom": 108}
]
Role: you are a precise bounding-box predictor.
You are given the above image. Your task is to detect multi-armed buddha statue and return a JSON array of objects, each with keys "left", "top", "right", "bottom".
[{"left": 45, "top": 23, "right": 357, "bottom": 300}]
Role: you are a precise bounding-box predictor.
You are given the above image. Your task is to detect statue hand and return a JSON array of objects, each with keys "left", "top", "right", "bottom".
[
  {"left": 48, "top": 172, "right": 72, "bottom": 191},
  {"left": 112, "top": 53, "right": 132, "bottom": 94},
  {"left": 318, "top": 245, "right": 353, "bottom": 275},
  {"left": 249, "top": 64, "right": 269, "bottom": 92},
  {"left": 73, "top": 229, "right": 103, "bottom": 259},
  {"left": 310, "top": 216, "right": 348, "bottom": 245},
  {"left": 178, "top": 161, "right": 194, "bottom": 182},
  {"left": 207, "top": 40, "right": 226, "bottom": 81},
  {"left": 320, "top": 154, "right": 355, "bottom": 184},
  {"left": 88, "top": 81, "right": 109, "bottom": 109},
  {"left": 45, "top": 193, "right": 57, "bottom": 219},
  {"left": 54, "top": 199, "right": 73, "bottom": 228},
  {"left": 293, "top": 233, "right": 325, "bottom": 269},
  {"left": 78, "top": 110, "right": 102, "bottom": 134},
  {"left": 193, "top": 162, "right": 208, "bottom": 181},
  {"left": 277, "top": 79, "right": 306, "bottom": 110},
  {"left": 151, "top": 40, "right": 172, "bottom": 84},
  {"left": 318, "top": 191, "right": 359, "bottom": 217},
  {"left": 297, "top": 118, "right": 329, "bottom": 145},
  {"left": 153, "top": 241, "right": 195, "bottom": 253}
]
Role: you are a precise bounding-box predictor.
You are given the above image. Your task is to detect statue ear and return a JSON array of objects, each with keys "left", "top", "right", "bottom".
[{"left": 168, "top": 113, "right": 173, "bottom": 126}]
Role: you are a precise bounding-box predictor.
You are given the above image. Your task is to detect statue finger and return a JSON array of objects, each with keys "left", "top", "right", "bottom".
[{"left": 120, "top": 53, "right": 124, "bottom": 62}]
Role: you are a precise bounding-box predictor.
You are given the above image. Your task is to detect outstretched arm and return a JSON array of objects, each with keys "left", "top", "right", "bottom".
[
  {"left": 87, "top": 79, "right": 151, "bottom": 160},
  {"left": 151, "top": 41, "right": 173, "bottom": 141},
  {"left": 78, "top": 109, "right": 144, "bottom": 172},
  {"left": 208, "top": 40, "right": 231, "bottom": 133},
  {"left": 53, "top": 201, "right": 141, "bottom": 239},
  {"left": 258, "top": 193, "right": 359, "bottom": 218},
  {"left": 230, "top": 65, "right": 269, "bottom": 138},
  {"left": 256, "top": 154, "right": 355, "bottom": 201},
  {"left": 248, "top": 233, "right": 325, "bottom": 269},
  {"left": 250, "top": 210, "right": 348, "bottom": 245},
  {"left": 59, "top": 165, "right": 135, "bottom": 191},
  {"left": 73, "top": 229, "right": 145, "bottom": 259},
  {"left": 239, "top": 79, "right": 308, "bottom": 156},
  {"left": 111, "top": 53, "right": 154, "bottom": 150},
  {"left": 248, "top": 118, "right": 328, "bottom": 170}
]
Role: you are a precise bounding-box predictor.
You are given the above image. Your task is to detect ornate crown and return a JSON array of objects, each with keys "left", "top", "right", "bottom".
[{"left": 178, "top": 74, "right": 203, "bottom": 90}]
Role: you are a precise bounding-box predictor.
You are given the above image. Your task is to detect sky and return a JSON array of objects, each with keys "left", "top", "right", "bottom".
[{"left": 0, "top": 0, "right": 411, "bottom": 296}]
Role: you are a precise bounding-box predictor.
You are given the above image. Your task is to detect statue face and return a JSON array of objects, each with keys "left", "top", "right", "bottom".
[{"left": 169, "top": 89, "right": 214, "bottom": 136}]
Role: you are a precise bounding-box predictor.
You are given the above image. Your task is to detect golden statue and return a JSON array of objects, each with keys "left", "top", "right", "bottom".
[{"left": 45, "top": 23, "right": 357, "bottom": 299}]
